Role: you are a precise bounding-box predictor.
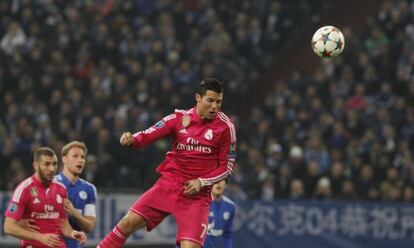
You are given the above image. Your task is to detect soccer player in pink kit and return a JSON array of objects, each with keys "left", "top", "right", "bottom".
[
  {"left": 3, "top": 147, "right": 87, "bottom": 248},
  {"left": 98, "top": 78, "right": 236, "bottom": 248}
]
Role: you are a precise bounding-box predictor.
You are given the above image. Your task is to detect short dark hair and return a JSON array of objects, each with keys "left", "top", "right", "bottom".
[
  {"left": 198, "top": 78, "right": 223, "bottom": 96},
  {"left": 34, "top": 147, "right": 56, "bottom": 162}
]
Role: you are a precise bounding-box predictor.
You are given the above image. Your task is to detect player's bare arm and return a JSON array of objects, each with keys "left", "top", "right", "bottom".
[
  {"left": 4, "top": 217, "right": 61, "bottom": 247},
  {"left": 63, "top": 198, "right": 96, "bottom": 233},
  {"left": 184, "top": 179, "right": 203, "bottom": 196},
  {"left": 60, "top": 219, "right": 87, "bottom": 245},
  {"left": 120, "top": 132, "right": 135, "bottom": 146},
  {"left": 18, "top": 218, "right": 40, "bottom": 232}
]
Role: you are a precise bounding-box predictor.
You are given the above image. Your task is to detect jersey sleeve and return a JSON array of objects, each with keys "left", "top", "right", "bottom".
[
  {"left": 60, "top": 187, "right": 68, "bottom": 220},
  {"left": 200, "top": 121, "right": 237, "bottom": 186},
  {"left": 4, "top": 187, "right": 28, "bottom": 221},
  {"left": 85, "top": 183, "right": 97, "bottom": 217},
  {"left": 132, "top": 113, "right": 177, "bottom": 148},
  {"left": 223, "top": 204, "right": 236, "bottom": 248}
]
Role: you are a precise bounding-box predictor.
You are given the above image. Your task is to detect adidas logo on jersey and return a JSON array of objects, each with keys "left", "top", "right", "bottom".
[
  {"left": 33, "top": 198, "right": 40, "bottom": 204},
  {"left": 179, "top": 128, "right": 187, "bottom": 134}
]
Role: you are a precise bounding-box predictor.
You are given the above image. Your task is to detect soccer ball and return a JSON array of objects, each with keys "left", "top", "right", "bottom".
[{"left": 311, "top": 26, "right": 345, "bottom": 58}]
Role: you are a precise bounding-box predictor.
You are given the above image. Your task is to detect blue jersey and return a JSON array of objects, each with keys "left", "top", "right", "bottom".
[
  {"left": 55, "top": 172, "right": 97, "bottom": 248},
  {"left": 204, "top": 196, "right": 236, "bottom": 248}
]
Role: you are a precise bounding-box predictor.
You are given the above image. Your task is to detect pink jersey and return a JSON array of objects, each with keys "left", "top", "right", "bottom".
[
  {"left": 5, "top": 175, "right": 68, "bottom": 248},
  {"left": 133, "top": 107, "right": 237, "bottom": 186}
]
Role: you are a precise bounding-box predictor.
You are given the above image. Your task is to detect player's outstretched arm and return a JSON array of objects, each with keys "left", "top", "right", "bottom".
[
  {"left": 122, "top": 114, "right": 178, "bottom": 148},
  {"left": 63, "top": 198, "right": 96, "bottom": 233},
  {"left": 60, "top": 219, "right": 87, "bottom": 245},
  {"left": 4, "top": 217, "right": 61, "bottom": 247}
]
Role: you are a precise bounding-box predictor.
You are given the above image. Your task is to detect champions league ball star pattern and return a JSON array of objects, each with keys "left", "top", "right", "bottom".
[{"left": 311, "top": 25, "right": 345, "bottom": 58}]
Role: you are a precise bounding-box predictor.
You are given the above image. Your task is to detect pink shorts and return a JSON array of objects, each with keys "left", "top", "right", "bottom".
[{"left": 131, "top": 175, "right": 212, "bottom": 246}]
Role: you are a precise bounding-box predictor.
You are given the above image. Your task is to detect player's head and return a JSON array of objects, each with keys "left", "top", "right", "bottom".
[
  {"left": 33, "top": 147, "right": 58, "bottom": 184},
  {"left": 212, "top": 178, "right": 228, "bottom": 198},
  {"left": 195, "top": 78, "right": 224, "bottom": 120},
  {"left": 61, "top": 141, "right": 88, "bottom": 177}
]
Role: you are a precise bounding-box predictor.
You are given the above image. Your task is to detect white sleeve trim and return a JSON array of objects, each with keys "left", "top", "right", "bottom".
[{"left": 84, "top": 204, "right": 96, "bottom": 217}]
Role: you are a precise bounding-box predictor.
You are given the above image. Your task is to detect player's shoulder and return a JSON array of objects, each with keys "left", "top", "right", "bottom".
[
  {"left": 77, "top": 179, "right": 98, "bottom": 199},
  {"left": 163, "top": 113, "right": 177, "bottom": 121},
  {"left": 217, "top": 111, "right": 233, "bottom": 122},
  {"left": 156, "top": 110, "right": 184, "bottom": 123},
  {"left": 53, "top": 174, "right": 67, "bottom": 188},
  {"left": 10, "top": 177, "right": 34, "bottom": 202},
  {"left": 78, "top": 178, "right": 94, "bottom": 186},
  {"left": 216, "top": 112, "right": 237, "bottom": 141},
  {"left": 54, "top": 173, "right": 64, "bottom": 182},
  {"left": 79, "top": 178, "right": 97, "bottom": 192},
  {"left": 222, "top": 195, "right": 236, "bottom": 208},
  {"left": 52, "top": 180, "right": 67, "bottom": 191},
  {"left": 216, "top": 112, "right": 235, "bottom": 127},
  {"left": 13, "top": 177, "right": 34, "bottom": 193},
  {"left": 174, "top": 108, "right": 192, "bottom": 117}
]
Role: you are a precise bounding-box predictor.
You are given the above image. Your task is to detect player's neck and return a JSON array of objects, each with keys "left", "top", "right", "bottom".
[
  {"left": 195, "top": 107, "right": 205, "bottom": 120},
  {"left": 63, "top": 168, "right": 79, "bottom": 183}
]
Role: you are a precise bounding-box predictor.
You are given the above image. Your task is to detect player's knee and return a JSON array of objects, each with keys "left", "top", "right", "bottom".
[
  {"left": 117, "top": 211, "right": 146, "bottom": 234},
  {"left": 118, "top": 216, "right": 135, "bottom": 234}
]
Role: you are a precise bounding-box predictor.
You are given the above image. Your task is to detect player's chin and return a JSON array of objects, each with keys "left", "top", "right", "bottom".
[
  {"left": 74, "top": 167, "right": 84, "bottom": 174},
  {"left": 74, "top": 171, "right": 83, "bottom": 176},
  {"left": 45, "top": 175, "right": 55, "bottom": 182},
  {"left": 206, "top": 113, "right": 217, "bottom": 119}
]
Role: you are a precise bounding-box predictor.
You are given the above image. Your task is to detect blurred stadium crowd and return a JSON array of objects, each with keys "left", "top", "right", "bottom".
[{"left": 0, "top": 0, "right": 413, "bottom": 203}]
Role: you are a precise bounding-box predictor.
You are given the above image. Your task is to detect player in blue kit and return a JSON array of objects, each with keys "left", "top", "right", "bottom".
[
  {"left": 204, "top": 179, "right": 236, "bottom": 248},
  {"left": 55, "top": 141, "right": 97, "bottom": 248}
]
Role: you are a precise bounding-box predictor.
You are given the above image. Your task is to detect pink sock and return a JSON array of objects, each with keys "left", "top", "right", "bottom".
[{"left": 97, "top": 226, "right": 128, "bottom": 248}]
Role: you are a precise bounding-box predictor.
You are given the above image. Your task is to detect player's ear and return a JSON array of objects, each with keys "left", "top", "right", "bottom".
[
  {"left": 62, "top": 156, "right": 67, "bottom": 165},
  {"left": 195, "top": 93, "right": 201, "bottom": 103}
]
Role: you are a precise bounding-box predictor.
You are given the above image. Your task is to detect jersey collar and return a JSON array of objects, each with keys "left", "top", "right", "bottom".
[
  {"left": 191, "top": 107, "right": 216, "bottom": 123},
  {"left": 58, "top": 171, "right": 77, "bottom": 186}
]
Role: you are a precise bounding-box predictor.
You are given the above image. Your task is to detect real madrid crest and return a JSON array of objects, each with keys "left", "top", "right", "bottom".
[
  {"left": 182, "top": 115, "right": 190, "bottom": 128},
  {"left": 30, "top": 187, "right": 38, "bottom": 197},
  {"left": 205, "top": 129, "right": 213, "bottom": 140}
]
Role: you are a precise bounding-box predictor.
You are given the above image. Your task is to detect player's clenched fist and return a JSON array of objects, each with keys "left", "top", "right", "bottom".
[
  {"left": 120, "top": 132, "right": 135, "bottom": 146},
  {"left": 72, "top": 230, "right": 87, "bottom": 245},
  {"left": 184, "top": 179, "right": 203, "bottom": 196}
]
